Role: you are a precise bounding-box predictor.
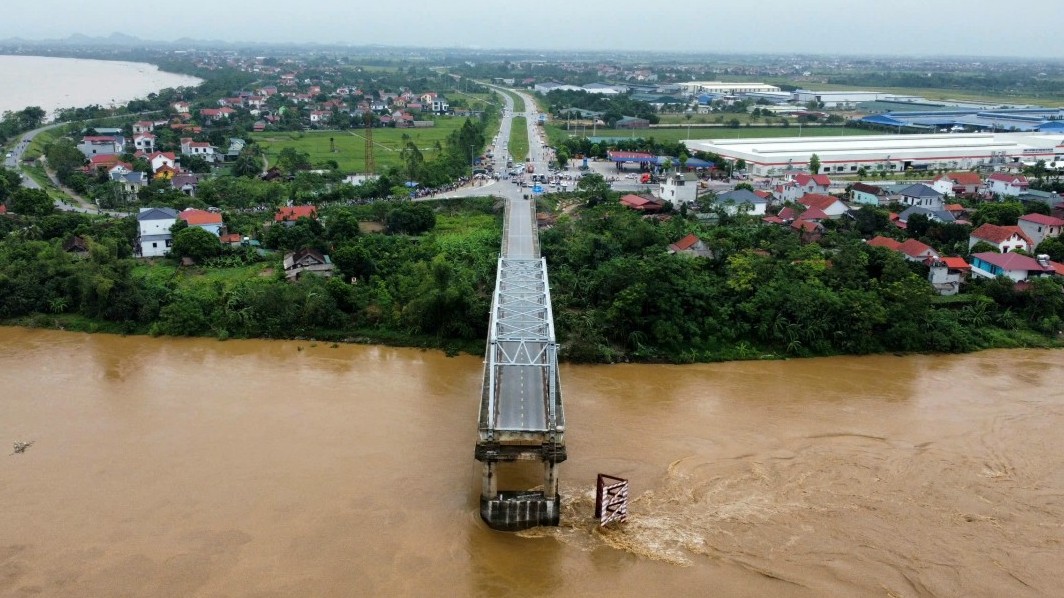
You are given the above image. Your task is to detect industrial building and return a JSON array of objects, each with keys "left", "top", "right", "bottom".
[
  {"left": 794, "top": 90, "right": 922, "bottom": 108},
  {"left": 859, "top": 107, "right": 1064, "bottom": 133},
  {"left": 684, "top": 132, "right": 1064, "bottom": 177},
  {"left": 678, "top": 81, "right": 781, "bottom": 95}
]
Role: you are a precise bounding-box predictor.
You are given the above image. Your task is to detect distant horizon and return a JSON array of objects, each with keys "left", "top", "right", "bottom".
[
  {"left": 0, "top": 33, "right": 1061, "bottom": 63},
  {"left": 2, "top": 0, "right": 1063, "bottom": 59}
]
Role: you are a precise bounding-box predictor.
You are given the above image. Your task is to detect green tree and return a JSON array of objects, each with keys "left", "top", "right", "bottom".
[
  {"left": 326, "top": 208, "right": 363, "bottom": 243},
  {"left": 1034, "top": 236, "right": 1064, "bottom": 261},
  {"left": 276, "top": 147, "right": 312, "bottom": 174},
  {"left": 386, "top": 202, "right": 436, "bottom": 235},
  {"left": 8, "top": 188, "right": 53, "bottom": 217},
  {"left": 171, "top": 226, "right": 221, "bottom": 262},
  {"left": 809, "top": 153, "right": 821, "bottom": 174}
]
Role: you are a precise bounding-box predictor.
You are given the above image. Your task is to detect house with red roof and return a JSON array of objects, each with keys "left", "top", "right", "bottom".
[
  {"left": 172, "top": 101, "right": 190, "bottom": 114},
  {"left": 132, "top": 121, "right": 155, "bottom": 134},
  {"left": 1017, "top": 213, "right": 1064, "bottom": 248},
  {"left": 275, "top": 205, "right": 319, "bottom": 226},
  {"left": 199, "top": 107, "right": 235, "bottom": 122},
  {"left": 76, "top": 135, "right": 124, "bottom": 158},
  {"left": 147, "top": 152, "right": 178, "bottom": 174},
  {"left": 180, "top": 138, "right": 217, "bottom": 163},
  {"left": 133, "top": 132, "right": 155, "bottom": 153},
  {"left": 619, "top": 194, "right": 663, "bottom": 212},
  {"left": 987, "top": 173, "right": 1029, "bottom": 197},
  {"left": 968, "top": 223, "right": 1032, "bottom": 253},
  {"left": 84, "top": 154, "right": 124, "bottom": 173},
  {"left": 970, "top": 252, "right": 1062, "bottom": 282},
  {"left": 667, "top": 234, "right": 712, "bottom": 258},
  {"left": 931, "top": 172, "right": 983, "bottom": 196},
  {"left": 867, "top": 236, "right": 940, "bottom": 262},
  {"left": 177, "top": 208, "right": 224, "bottom": 236},
  {"left": 928, "top": 257, "right": 971, "bottom": 295},
  {"left": 798, "top": 193, "right": 847, "bottom": 218},
  {"left": 790, "top": 219, "right": 825, "bottom": 244},
  {"left": 793, "top": 173, "right": 832, "bottom": 195}
]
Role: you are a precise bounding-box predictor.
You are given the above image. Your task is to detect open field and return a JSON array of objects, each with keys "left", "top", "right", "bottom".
[
  {"left": 509, "top": 117, "right": 529, "bottom": 161},
  {"left": 548, "top": 125, "right": 885, "bottom": 145},
  {"left": 250, "top": 119, "right": 468, "bottom": 173}
]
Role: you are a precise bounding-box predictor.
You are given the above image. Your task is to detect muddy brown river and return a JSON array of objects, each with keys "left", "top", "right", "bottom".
[{"left": 1, "top": 327, "right": 1062, "bottom": 597}]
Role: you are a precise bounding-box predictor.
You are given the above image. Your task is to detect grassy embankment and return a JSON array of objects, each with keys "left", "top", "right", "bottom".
[{"left": 508, "top": 117, "right": 529, "bottom": 162}]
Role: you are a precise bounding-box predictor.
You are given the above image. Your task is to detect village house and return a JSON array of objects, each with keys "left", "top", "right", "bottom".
[
  {"left": 931, "top": 172, "right": 983, "bottom": 196},
  {"left": 987, "top": 173, "right": 1029, "bottom": 197},
  {"left": 147, "top": 151, "right": 179, "bottom": 174},
  {"left": 969, "top": 223, "right": 1033, "bottom": 253},
  {"left": 1016, "top": 213, "right": 1064, "bottom": 248},
  {"left": 793, "top": 173, "right": 832, "bottom": 195},
  {"left": 667, "top": 234, "right": 712, "bottom": 258},
  {"left": 798, "top": 193, "right": 848, "bottom": 218},
  {"left": 132, "top": 132, "right": 155, "bottom": 153},
  {"left": 177, "top": 208, "right": 224, "bottom": 236},
  {"left": 619, "top": 194, "right": 664, "bottom": 212},
  {"left": 896, "top": 183, "right": 945, "bottom": 211},
  {"left": 199, "top": 107, "right": 236, "bottom": 122},
  {"left": 850, "top": 182, "right": 888, "bottom": 206},
  {"left": 137, "top": 207, "right": 178, "bottom": 257},
  {"left": 867, "top": 236, "right": 940, "bottom": 262},
  {"left": 132, "top": 120, "right": 155, "bottom": 134},
  {"left": 77, "top": 135, "right": 124, "bottom": 158},
  {"left": 275, "top": 205, "right": 318, "bottom": 226},
  {"left": 969, "top": 252, "right": 1062, "bottom": 282},
  {"left": 283, "top": 248, "right": 335, "bottom": 280},
  {"left": 655, "top": 173, "right": 698, "bottom": 206},
  {"left": 180, "top": 138, "right": 217, "bottom": 163},
  {"left": 896, "top": 206, "right": 956, "bottom": 227},
  {"left": 714, "top": 189, "right": 769, "bottom": 215},
  {"left": 171, "top": 173, "right": 201, "bottom": 196},
  {"left": 172, "top": 101, "right": 190, "bottom": 114},
  {"left": 928, "top": 257, "right": 971, "bottom": 296},
  {"left": 791, "top": 219, "right": 826, "bottom": 244},
  {"left": 62, "top": 235, "right": 90, "bottom": 258},
  {"left": 110, "top": 170, "right": 148, "bottom": 199}
]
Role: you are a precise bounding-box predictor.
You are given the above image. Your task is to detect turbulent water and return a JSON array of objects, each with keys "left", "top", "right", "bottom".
[
  {"left": 1, "top": 327, "right": 1062, "bottom": 596},
  {"left": 0, "top": 55, "right": 201, "bottom": 117}
]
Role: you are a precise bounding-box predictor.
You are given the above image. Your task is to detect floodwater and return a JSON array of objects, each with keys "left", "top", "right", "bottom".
[
  {"left": 1, "top": 327, "right": 1062, "bottom": 597},
  {"left": 0, "top": 55, "right": 201, "bottom": 118}
]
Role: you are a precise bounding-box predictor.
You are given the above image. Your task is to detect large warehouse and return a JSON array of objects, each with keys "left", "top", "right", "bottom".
[
  {"left": 677, "top": 81, "right": 781, "bottom": 95},
  {"left": 684, "top": 133, "right": 1064, "bottom": 177}
]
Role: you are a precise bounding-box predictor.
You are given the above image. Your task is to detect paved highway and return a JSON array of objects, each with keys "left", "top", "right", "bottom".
[{"left": 472, "top": 85, "right": 554, "bottom": 433}]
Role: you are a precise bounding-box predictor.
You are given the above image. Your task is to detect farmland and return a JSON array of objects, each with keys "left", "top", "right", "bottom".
[{"left": 250, "top": 118, "right": 470, "bottom": 174}]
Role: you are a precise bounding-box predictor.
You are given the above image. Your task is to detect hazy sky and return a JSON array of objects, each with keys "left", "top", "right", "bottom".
[{"left": 4, "top": 0, "right": 1064, "bottom": 58}]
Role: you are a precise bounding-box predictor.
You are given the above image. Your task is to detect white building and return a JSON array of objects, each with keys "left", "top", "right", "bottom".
[
  {"left": 655, "top": 173, "right": 697, "bottom": 205},
  {"left": 794, "top": 90, "right": 921, "bottom": 108},
  {"left": 137, "top": 207, "right": 178, "bottom": 257},
  {"left": 685, "top": 133, "right": 1064, "bottom": 178},
  {"left": 678, "top": 81, "right": 781, "bottom": 95}
]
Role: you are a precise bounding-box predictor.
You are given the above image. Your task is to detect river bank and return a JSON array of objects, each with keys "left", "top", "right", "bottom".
[
  {"left": 0, "top": 55, "right": 202, "bottom": 118},
  {"left": 3, "top": 326, "right": 1062, "bottom": 596}
]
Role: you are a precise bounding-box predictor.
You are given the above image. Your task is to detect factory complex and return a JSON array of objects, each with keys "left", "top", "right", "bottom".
[{"left": 683, "top": 132, "right": 1064, "bottom": 177}]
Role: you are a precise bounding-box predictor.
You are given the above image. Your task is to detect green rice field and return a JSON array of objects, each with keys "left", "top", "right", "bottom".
[{"left": 250, "top": 118, "right": 468, "bottom": 173}]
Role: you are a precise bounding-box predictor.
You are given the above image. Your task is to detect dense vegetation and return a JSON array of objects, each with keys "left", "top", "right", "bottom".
[
  {"left": 542, "top": 90, "right": 659, "bottom": 125},
  {"left": 0, "top": 198, "right": 501, "bottom": 352},
  {"left": 540, "top": 200, "right": 1064, "bottom": 363}
]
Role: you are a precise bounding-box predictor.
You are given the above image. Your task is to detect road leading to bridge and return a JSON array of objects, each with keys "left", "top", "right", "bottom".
[{"left": 475, "top": 86, "right": 566, "bottom": 531}]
